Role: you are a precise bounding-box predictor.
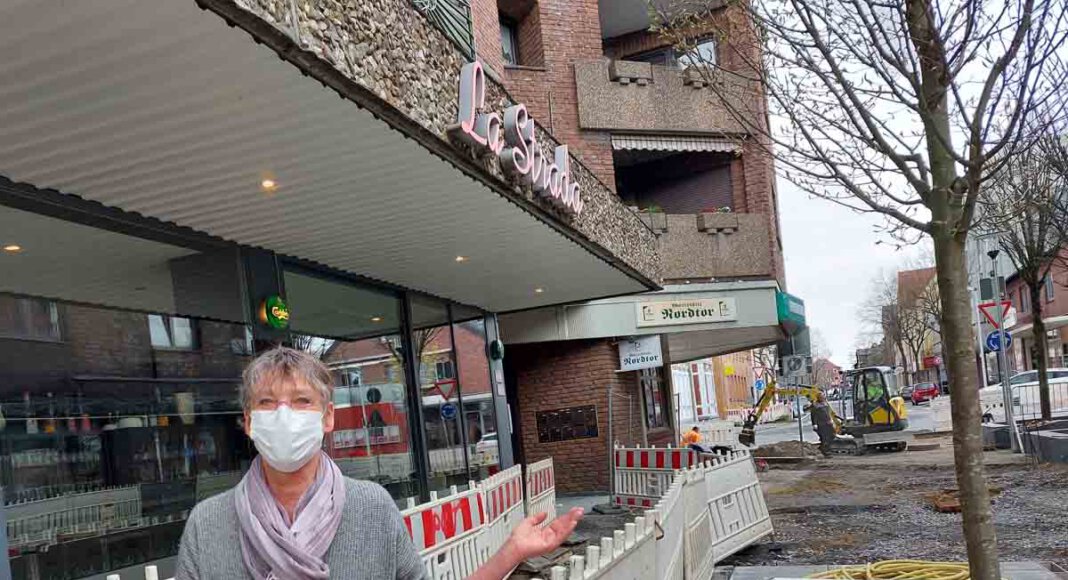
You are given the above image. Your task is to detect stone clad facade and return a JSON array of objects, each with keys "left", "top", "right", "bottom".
[{"left": 199, "top": 0, "right": 661, "bottom": 285}]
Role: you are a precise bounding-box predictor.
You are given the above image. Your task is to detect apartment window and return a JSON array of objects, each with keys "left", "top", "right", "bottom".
[
  {"left": 1046, "top": 275, "right": 1056, "bottom": 302},
  {"left": 631, "top": 38, "right": 718, "bottom": 69},
  {"left": 500, "top": 19, "right": 519, "bottom": 66},
  {"left": 1019, "top": 288, "right": 1030, "bottom": 314},
  {"left": 435, "top": 360, "right": 455, "bottom": 381},
  {"left": 148, "top": 314, "right": 198, "bottom": 350},
  {"left": 630, "top": 47, "right": 675, "bottom": 67},
  {"left": 0, "top": 295, "right": 61, "bottom": 341},
  {"left": 677, "top": 38, "right": 718, "bottom": 67}
]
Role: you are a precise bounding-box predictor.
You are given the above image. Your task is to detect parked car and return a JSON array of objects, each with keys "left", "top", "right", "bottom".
[
  {"left": 910, "top": 382, "right": 940, "bottom": 405},
  {"left": 901, "top": 385, "right": 915, "bottom": 400},
  {"left": 475, "top": 432, "right": 498, "bottom": 455}
]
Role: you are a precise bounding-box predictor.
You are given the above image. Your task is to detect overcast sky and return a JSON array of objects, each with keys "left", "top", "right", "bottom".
[{"left": 777, "top": 178, "right": 926, "bottom": 369}]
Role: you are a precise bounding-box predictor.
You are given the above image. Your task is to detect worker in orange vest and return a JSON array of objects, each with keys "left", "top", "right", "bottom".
[{"left": 681, "top": 426, "right": 706, "bottom": 452}]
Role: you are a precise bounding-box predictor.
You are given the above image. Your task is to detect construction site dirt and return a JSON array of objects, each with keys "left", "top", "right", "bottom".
[{"left": 724, "top": 435, "right": 1068, "bottom": 569}]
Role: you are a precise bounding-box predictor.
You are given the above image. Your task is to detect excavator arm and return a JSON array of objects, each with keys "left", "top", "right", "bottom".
[{"left": 738, "top": 380, "right": 840, "bottom": 446}]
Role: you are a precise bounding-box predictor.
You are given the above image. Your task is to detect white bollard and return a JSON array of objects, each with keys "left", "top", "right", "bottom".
[
  {"left": 144, "top": 566, "right": 159, "bottom": 580},
  {"left": 569, "top": 555, "right": 585, "bottom": 580},
  {"left": 600, "top": 537, "right": 613, "bottom": 566},
  {"left": 613, "top": 530, "right": 625, "bottom": 556},
  {"left": 586, "top": 545, "right": 600, "bottom": 572}
]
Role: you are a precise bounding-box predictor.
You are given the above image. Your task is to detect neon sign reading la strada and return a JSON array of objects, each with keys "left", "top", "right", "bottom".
[{"left": 448, "top": 62, "right": 584, "bottom": 215}]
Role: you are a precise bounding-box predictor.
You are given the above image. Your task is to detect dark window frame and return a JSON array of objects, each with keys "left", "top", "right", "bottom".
[
  {"left": 500, "top": 18, "right": 520, "bottom": 66},
  {"left": 147, "top": 313, "right": 200, "bottom": 351}
]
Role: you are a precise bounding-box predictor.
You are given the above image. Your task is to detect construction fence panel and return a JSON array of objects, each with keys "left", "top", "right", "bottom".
[
  {"left": 700, "top": 450, "right": 774, "bottom": 563},
  {"left": 479, "top": 464, "right": 526, "bottom": 558},
  {"left": 612, "top": 446, "right": 697, "bottom": 508},
  {"left": 401, "top": 486, "right": 487, "bottom": 580},
  {"left": 525, "top": 458, "right": 557, "bottom": 524},
  {"left": 652, "top": 475, "right": 686, "bottom": 580},
  {"left": 696, "top": 422, "right": 742, "bottom": 449},
  {"left": 543, "top": 515, "right": 657, "bottom": 580}
]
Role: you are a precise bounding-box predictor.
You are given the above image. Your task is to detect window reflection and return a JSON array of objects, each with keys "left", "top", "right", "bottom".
[
  {"left": 322, "top": 333, "right": 417, "bottom": 504},
  {"left": 0, "top": 298, "right": 253, "bottom": 579}
]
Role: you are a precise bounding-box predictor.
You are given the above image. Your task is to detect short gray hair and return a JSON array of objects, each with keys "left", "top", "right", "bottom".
[{"left": 241, "top": 346, "right": 334, "bottom": 411}]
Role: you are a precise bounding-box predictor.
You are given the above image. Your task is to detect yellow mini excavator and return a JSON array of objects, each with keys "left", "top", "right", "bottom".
[{"left": 739, "top": 366, "right": 912, "bottom": 455}]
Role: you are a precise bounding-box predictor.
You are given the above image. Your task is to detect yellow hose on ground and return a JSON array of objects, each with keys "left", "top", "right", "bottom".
[{"left": 807, "top": 560, "right": 973, "bottom": 580}]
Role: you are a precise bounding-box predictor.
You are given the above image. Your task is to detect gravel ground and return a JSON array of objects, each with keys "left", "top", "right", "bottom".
[{"left": 724, "top": 444, "right": 1068, "bottom": 569}]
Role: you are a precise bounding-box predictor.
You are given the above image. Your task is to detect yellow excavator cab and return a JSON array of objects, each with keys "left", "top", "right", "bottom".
[{"left": 739, "top": 366, "right": 910, "bottom": 454}]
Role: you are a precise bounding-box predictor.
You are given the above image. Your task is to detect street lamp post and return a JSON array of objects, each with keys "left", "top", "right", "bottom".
[{"left": 988, "top": 250, "right": 1020, "bottom": 452}]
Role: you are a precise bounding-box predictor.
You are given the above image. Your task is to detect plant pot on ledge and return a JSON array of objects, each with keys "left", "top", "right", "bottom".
[{"left": 697, "top": 212, "right": 739, "bottom": 233}]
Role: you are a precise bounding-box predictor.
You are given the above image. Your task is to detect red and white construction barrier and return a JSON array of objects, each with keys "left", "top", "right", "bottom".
[
  {"left": 479, "top": 464, "right": 526, "bottom": 556},
  {"left": 539, "top": 449, "right": 772, "bottom": 580},
  {"left": 612, "top": 446, "right": 697, "bottom": 508},
  {"left": 525, "top": 457, "right": 557, "bottom": 525}
]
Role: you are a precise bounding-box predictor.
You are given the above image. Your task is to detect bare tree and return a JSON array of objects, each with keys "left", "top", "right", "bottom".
[
  {"left": 978, "top": 134, "right": 1068, "bottom": 420},
  {"left": 652, "top": 0, "right": 1067, "bottom": 575},
  {"left": 382, "top": 327, "right": 444, "bottom": 388},
  {"left": 291, "top": 333, "right": 332, "bottom": 359}
]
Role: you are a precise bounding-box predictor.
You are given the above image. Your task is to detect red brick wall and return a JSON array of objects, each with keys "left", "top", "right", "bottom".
[
  {"left": 490, "top": 0, "right": 618, "bottom": 189},
  {"left": 472, "top": 0, "right": 505, "bottom": 79},
  {"left": 64, "top": 304, "right": 248, "bottom": 379},
  {"left": 509, "top": 339, "right": 645, "bottom": 493}
]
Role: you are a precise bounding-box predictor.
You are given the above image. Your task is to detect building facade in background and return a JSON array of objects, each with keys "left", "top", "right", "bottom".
[
  {"left": 0, "top": 0, "right": 667, "bottom": 577},
  {"left": 1006, "top": 248, "right": 1068, "bottom": 374},
  {"left": 486, "top": 0, "right": 796, "bottom": 492}
]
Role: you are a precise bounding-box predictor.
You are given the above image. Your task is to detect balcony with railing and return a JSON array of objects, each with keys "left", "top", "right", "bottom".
[
  {"left": 638, "top": 211, "right": 776, "bottom": 282},
  {"left": 574, "top": 59, "right": 755, "bottom": 135}
]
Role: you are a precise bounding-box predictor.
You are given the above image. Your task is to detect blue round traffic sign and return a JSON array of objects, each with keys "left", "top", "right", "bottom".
[
  {"left": 440, "top": 403, "right": 458, "bottom": 420},
  {"left": 985, "top": 330, "right": 1012, "bottom": 352}
]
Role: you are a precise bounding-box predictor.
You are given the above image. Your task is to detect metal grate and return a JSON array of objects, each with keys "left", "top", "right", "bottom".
[{"left": 412, "top": 0, "right": 475, "bottom": 57}]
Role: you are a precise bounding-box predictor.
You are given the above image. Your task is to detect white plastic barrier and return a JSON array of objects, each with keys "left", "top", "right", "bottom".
[
  {"left": 613, "top": 446, "right": 697, "bottom": 508},
  {"left": 479, "top": 464, "right": 526, "bottom": 557},
  {"left": 402, "top": 485, "right": 488, "bottom": 580},
  {"left": 6, "top": 485, "right": 142, "bottom": 548},
  {"left": 651, "top": 472, "right": 686, "bottom": 580},
  {"left": 107, "top": 565, "right": 166, "bottom": 580},
  {"left": 525, "top": 458, "right": 557, "bottom": 524},
  {"left": 545, "top": 515, "right": 657, "bottom": 580},
  {"left": 685, "top": 449, "right": 773, "bottom": 576},
  {"left": 696, "top": 421, "right": 742, "bottom": 449}
]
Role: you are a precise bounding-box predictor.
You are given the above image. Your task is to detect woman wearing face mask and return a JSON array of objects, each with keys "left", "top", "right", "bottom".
[{"left": 175, "top": 347, "right": 582, "bottom": 579}]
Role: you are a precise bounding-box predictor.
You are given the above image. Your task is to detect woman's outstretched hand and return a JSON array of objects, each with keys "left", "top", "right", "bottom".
[
  {"left": 507, "top": 508, "right": 584, "bottom": 561},
  {"left": 468, "top": 508, "right": 584, "bottom": 580}
]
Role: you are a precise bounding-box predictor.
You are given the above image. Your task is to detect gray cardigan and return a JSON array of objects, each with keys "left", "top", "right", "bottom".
[{"left": 174, "top": 478, "right": 427, "bottom": 579}]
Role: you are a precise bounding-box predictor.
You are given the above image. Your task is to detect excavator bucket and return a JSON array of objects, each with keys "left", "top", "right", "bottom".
[
  {"left": 739, "top": 426, "right": 756, "bottom": 446},
  {"left": 738, "top": 411, "right": 758, "bottom": 446}
]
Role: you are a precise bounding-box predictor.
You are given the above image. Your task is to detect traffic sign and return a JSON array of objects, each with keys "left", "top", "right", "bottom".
[
  {"left": 978, "top": 301, "right": 1012, "bottom": 329},
  {"left": 440, "top": 403, "right": 457, "bottom": 420},
  {"left": 985, "top": 330, "right": 1012, "bottom": 352},
  {"left": 755, "top": 378, "right": 766, "bottom": 391},
  {"left": 783, "top": 355, "right": 807, "bottom": 377}
]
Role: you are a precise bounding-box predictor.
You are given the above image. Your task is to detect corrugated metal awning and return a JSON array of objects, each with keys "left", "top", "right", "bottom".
[{"left": 611, "top": 134, "right": 742, "bottom": 153}]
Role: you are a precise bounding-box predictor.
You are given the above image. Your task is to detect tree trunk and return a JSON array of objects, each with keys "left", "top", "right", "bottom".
[
  {"left": 1030, "top": 282, "right": 1052, "bottom": 420},
  {"left": 932, "top": 231, "right": 1001, "bottom": 579}
]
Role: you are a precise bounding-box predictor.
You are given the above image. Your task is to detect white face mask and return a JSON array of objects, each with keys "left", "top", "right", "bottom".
[{"left": 249, "top": 406, "right": 324, "bottom": 473}]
